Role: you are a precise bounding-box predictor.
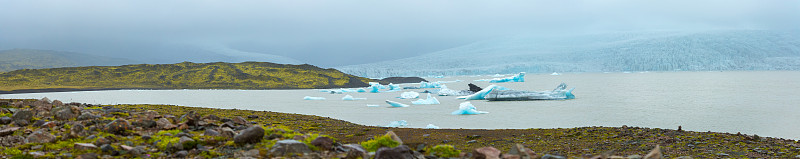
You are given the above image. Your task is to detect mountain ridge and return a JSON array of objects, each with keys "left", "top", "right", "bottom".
[{"left": 0, "top": 49, "right": 140, "bottom": 72}]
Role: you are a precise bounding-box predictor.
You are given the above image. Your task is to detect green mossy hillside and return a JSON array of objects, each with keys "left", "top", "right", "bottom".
[{"left": 0, "top": 61, "right": 371, "bottom": 91}]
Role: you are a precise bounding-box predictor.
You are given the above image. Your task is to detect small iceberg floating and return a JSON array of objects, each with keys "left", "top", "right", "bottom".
[
  {"left": 551, "top": 72, "right": 561, "bottom": 75},
  {"left": 489, "top": 72, "right": 525, "bottom": 83},
  {"left": 412, "top": 93, "right": 440, "bottom": 105},
  {"left": 385, "top": 120, "right": 408, "bottom": 127},
  {"left": 426, "top": 124, "right": 440, "bottom": 129},
  {"left": 451, "top": 102, "right": 488, "bottom": 115},
  {"left": 399, "top": 91, "right": 420, "bottom": 99},
  {"left": 303, "top": 96, "right": 326, "bottom": 100},
  {"left": 385, "top": 100, "right": 409, "bottom": 107},
  {"left": 342, "top": 95, "right": 366, "bottom": 101}
]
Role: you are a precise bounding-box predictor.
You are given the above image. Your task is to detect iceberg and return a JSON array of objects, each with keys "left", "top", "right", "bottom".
[
  {"left": 385, "top": 120, "right": 408, "bottom": 127},
  {"left": 491, "top": 74, "right": 505, "bottom": 77},
  {"left": 356, "top": 88, "right": 367, "bottom": 92},
  {"left": 451, "top": 102, "right": 488, "bottom": 115},
  {"left": 460, "top": 85, "right": 509, "bottom": 100},
  {"left": 366, "top": 104, "right": 380, "bottom": 107},
  {"left": 551, "top": 72, "right": 561, "bottom": 75},
  {"left": 385, "top": 100, "right": 409, "bottom": 107},
  {"left": 436, "top": 85, "right": 473, "bottom": 96},
  {"left": 388, "top": 83, "right": 403, "bottom": 91},
  {"left": 489, "top": 72, "right": 525, "bottom": 83},
  {"left": 485, "top": 83, "right": 576, "bottom": 101},
  {"left": 342, "top": 95, "right": 366, "bottom": 101},
  {"left": 369, "top": 82, "right": 388, "bottom": 89},
  {"left": 412, "top": 93, "right": 440, "bottom": 105},
  {"left": 400, "top": 91, "right": 420, "bottom": 99},
  {"left": 426, "top": 124, "right": 440, "bottom": 129},
  {"left": 433, "top": 75, "right": 445, "bottom": 78},
  {"left": 419, "top": 81, "right": 443, "bottom": 88},
  {"left": 303, "top": 96, "right": 326, "bottom": 100}
]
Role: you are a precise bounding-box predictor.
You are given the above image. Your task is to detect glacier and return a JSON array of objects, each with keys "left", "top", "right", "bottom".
[
  {"left": 451, "top": 102, "right": 488, "bottom": 115},
  {"left": 342, "top": 95, "right": 366, "bottom": 101},
  {"left": 489, "top": 72, "right": 525, "bottom": 83},
  {"left": 400, "top": 91, "right": 420, "bottom": 99},
  {"left": 385, "top": 100, "right": 409, "bottom": 107},
  {"left": 385, "top": 120, "right": 408, "bottom": 127},
  {"left": 412, "top": 93, "right": 440, "bottom": 105},
  {"left": 485, "top": 83, "right": 576, "bottom": 101},
  {"left": 336, "top": 30, "right": 800, "bottom": 78},
  {"left": 303, "top": 96, "right": 326, "bottom": 100}
]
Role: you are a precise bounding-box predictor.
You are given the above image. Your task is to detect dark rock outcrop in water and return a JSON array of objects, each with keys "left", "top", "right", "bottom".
[
  {"left": 378, "top": 77, "right": 428, "bottom": 85},
  {"left": 468, "top": 83, "right": 483, "bottom": 92}
]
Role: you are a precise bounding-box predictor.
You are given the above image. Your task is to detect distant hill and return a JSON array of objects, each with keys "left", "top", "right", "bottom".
[
  {"left": 337, "top": 30, "right": 800, "bottom": 78},
  {"left": 0, "top": 62, "right": 371, "bottom": 92},
  {"left": 0, "top": 49, "right": 140, "bottom": 72}
]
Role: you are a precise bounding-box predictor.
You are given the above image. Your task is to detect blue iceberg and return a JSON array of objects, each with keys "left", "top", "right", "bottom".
[
  {"left": 485, "top": 83, "right": 575, "bottom": 101},
  {"left": 303, "top": 96, "right": 326, "bottom": 100},
  {"left": 419, "top": 81, "right": 443, "bottom": 88},
  {"left": 356, "top": 88, "right": 367, "bottom": 92},
  {"left": 385, "top": 120, "right": 408, "bottom": 127},
  {"left": 342, "top": 95, "right": 366, "bottom": 101},
  {"left": 489, "top": 72, "right": 525, "bottom": 83},
  {"left": 426, "top": 124, "right": 440, "bottom": 129},
  {"left": 412, "top": 93, "right": 440, "bottom": 105},
  {"left": 389, "top": 83, "right": 402, "bottom": 91},
  {"left": 400, "top": 91, "right": 420, "bottom": 99},
  {"left": 451, "top": 102, "right": 488, "bottom": 115},
  {"left": 459, "top": 85, "right": 509, "bottom": 100},
  {"left": 385, "top": 100, "right": 409, "bottom": 107}
]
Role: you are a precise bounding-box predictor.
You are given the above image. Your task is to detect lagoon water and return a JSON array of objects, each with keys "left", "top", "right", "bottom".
[{"left": 3, "top": 71, "right": 799, "bottom": 139}]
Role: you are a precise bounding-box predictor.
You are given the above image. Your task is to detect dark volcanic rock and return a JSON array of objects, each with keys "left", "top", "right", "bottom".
[
  {"left": 310, "top": 136, "right": 335, "bottom": 151},
  {"left": 269, "top": 140, "right": 312, "bottom": 156},
  {"left": 103, "top": 119, "right": 133, "bottom": 135},
  {"left": 374, "top": 145, "right": 420, "bottom": 159},
  {"left": 0, "top": 116, "right": 12, "bottom": 124},
  {"left": 204, "top": 129, "right": 221, "bottom": 136},
  {"left": 378, "top": 77, "right": 428, "bottom": 85},
  {"left": 203, "top": 114, "right": 220, "bottom": 121},
  {"left": 233, "top": 126, "right": 265, "bottom": 145},
  {"left": 247, "top": 115, "right": 259, "bottom": 119},
  {"left": 133, "top": 119, "right": 157, "bottom": 129},
  {"left": 11, "top": 110, "right": 33, "bottom": 126}
]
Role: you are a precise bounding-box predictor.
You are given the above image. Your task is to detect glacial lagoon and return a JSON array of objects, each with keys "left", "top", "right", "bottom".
[{"left": 3, "top": 71, "right": 799, "bottom": 139}]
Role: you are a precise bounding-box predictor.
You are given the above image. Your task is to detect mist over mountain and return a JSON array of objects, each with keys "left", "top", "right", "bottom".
[
  {"left": 0, "top": 49, "right": 140, "bottom": 72},
  {"left": 337, "top": 30, "right": 800, "bottom": 78}
]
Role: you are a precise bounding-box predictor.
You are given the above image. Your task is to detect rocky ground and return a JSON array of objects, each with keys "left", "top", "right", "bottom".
[{"left": 0, "top": 98, "right": 799, "bottom": 159}]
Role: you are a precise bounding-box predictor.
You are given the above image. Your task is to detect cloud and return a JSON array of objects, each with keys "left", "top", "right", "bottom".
[{"left": 1, "top": 0, "right": 798, "bottom": 67}]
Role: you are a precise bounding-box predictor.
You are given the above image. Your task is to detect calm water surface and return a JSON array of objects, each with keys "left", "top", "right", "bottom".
[{"left": 3, "top": 71, "right": 799, "bottom": 139}]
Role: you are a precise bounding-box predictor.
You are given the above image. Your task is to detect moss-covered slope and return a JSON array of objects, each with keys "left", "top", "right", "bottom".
[{"left": 0, "top": 62, "right": 371, "bottom": 92}]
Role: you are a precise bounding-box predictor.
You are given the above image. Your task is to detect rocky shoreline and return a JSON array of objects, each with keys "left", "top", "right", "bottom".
[{"left": 0, "top": 98, "right": 799, "bottom": 158}]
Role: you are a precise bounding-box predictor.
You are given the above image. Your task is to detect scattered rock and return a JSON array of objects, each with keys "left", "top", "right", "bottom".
[
  {"left": 77, "top": 153, "right": 98, "bottom": 159},
  {"left": 40, "top": 121, "right": 58, "bottom": 128},
  {"left": 269, "top": 140, "right": 312, "bottom": 156},
  {"left": 627, "top": 155, "right": 643, "bottom": 159},
  {"left": 374, "top": 145, "right": 420, "bottom": 159},
  {"left": 232, "top": 116, "right": 248, "bottom": 125},
  {"left": 203, "top": 114, "right": 221, "bottom": 121},
  {"left": 311, "top": 136, "right": 335, "bottom": 151},
  {"left": 473, "top": 147, "right": 501, "bottom": 159},
  {"left": 204, "top": 128, "right": 221, "bottom": 136},
  {"left": 143, "top": 110, "right": 159, "bottom": 120},
  {"left": 180, "top": 111, "right": 200, "bottom": 126},
  {"left": 385, "top": 131, "right": 403, "bottom": 145},
  {"left": 220, "top": 127, "right": 236, "bottom": 138},
  {"left": 132, "top": 119, "right": 157, "bottom": 129},
  {"left": 541, "top": 154, "right": 566, "bottom": 159},
  {"left": 0, "top": 116, "right": 12, "bottom": 124},
  {"left": 25, "top": 130, "right": 56, "bottom": 143},
  {"left": 75, "top": 143, "right": 98, "bottom": 150},
  {"left": 173, "top": 150, "right": 189, "bottom": 158},
  {"left": 32, "top": 120, "right": 46, "bottom": 127},
  {"left": 103, "top": 119, "right": 133, "bottom": 135},
  {"left": 179, "top": 136, "right": 196, "bottom": 150},
  {"left": 29, "top": 151, "right": 46, "bottom": 158},
  {"left": 157, "top": 118, "right": 176, "bottom": 130},
  {"left": 77, "top": 114, "right": 100, "bottom": 120},
  {"left": 507, "top": 144, "right": 536, "bottom": 159},
  {"left": 100, "top": 144, "right": 118, "bottom": 155},
  {"left": 247, "top": 115, "right": 259, "bottom": 119},
  {"left": 0, "top": 127, "right": 21, "bottom": 136},
  {"left": 53, "top": 105, "right": 81, "bottom": 120},
  {"left": 234, "top": 126, "right": 265, "bottom": 145},
  {"left": 343, "top": 144, "right": 369, "bottom": 159},
  {"left": 11, "top": 110, "right": 33, "bottom": 126},
  {"left": 643, "top": 145, "right": 662, "bottom": 159}
]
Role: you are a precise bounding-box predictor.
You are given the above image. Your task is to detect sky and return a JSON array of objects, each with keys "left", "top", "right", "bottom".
[{"left": 1, "top": 0, "right": 798, "bottom": 67}]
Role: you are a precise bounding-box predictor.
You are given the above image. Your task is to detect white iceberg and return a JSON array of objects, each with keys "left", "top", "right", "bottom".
[
  {"left": 400, "top": 91, "right": 420, "bottom": 99},
  {"left": 412, "top": 93, "right": 440, "bottom": 105},
  {"left": 551, "top": 72, "right": 561, "bottom": 75},
  {"left": 489, "top": 72, "right": 525, "bottom": 83},
  {"left": 433, "top": 75, "right": 445, "bottom": 78},
  {"left": 437, "top": 85, "right": 474, "bottom": 96},
  {"left": 366, "top": 104, "right": 380, "bottom": 107},
  {"left": 459, "top": 85, "right": 509, "bottom": 100},
  {"left": 342, "top": 95, "right": 367, "bottom": 101},
  {"left": 451, "top": 102, "right": 488, "bottom": 115},
  {"left": 385, "top": 120, "right": 408, "bottom": 127},
  {"left": 388, "top": 83, "right": 402, "bottom": 91},
  {"left": 485, "top": 83, "right": 576, "bottom": 101},
  {"left": 491, "top": 74, "right": 505, "bottom": 77},
  {"left": 385, "top": 100, "right": 409, "bottom": 107},
  {"left": 303, "top": 96, "right": 326, "bottom": 100},
  {"left": 426, "top": 124, "right": 440, "bottom": 129}
]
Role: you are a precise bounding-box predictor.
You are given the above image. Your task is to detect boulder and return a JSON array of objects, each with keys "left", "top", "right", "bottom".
[
  {"left": 52, "top": 105, "right": 81, "bottom": 121},
  {"left": 74, "top": 143, "right": 98, "bottom": 150},
  {"left": 506, "top": 144, "right": 536, "bottom": 159},
  {"left": 204, "top": 129, "right": 221, "bottom": 136},
  {"left": 11, "top": 110, "right": 33, "bottom": 126},
  {"left": 173, "top": 150, "right": 189, "bottom": 158},
  {"left": 68, "top": 124, "right": 86, "bottom": 139},
  {"left": 232, "top": 116, "right": 248, "bottom": 125},
  {"left": 77, "top": 153, "right": 98, "bottom": 159},
  {"left": 77, "top": 114, "right": 100, "bottom": 121},
  {"left": 156, "top": 118, "right": 176, "bottom": 130},
  {"left": 220, "top": 127, "right": 236, "bottom": 138},
  {"left": 310, "top": 136, "right": 335, "bottom": 151},
  {"left": 143, "top": 110, "right": 159, "bottom": 120},
  {"left": 374, "top": 145, "right": 422, "bottom": 159},
  {"left": 385, "top": 131, "right": 403, "bottom": 145},
  {"left": 269, "top": 140, "right": 312, "bottom": 156},
  {"left": 643, "top": 145, "right": 662, "bottom": 159},
  {"left": 103, "top": 119, "right": 133, "bottom": 135},
  {"left": 343, "top": 144, "right": 369, "bottom": 159},
  {"left": 132, "top": 119, "right": 157, "bottom": 129},
  {"left": 234, "top": 126, "right": 265, "bottom": 145},
  {"left": 25, "top": 130, "right": 56, "bottom": 143},
  {"left": 0, "top": 116, "right": 11, "bottom": 125},
  {"left": 180, "top": 111, "right": 200, "bottom": 126},
  {"left": 473, "top": 147, "right": 501, "bottom": 159},
  {"left": 203, "top": 114, "right": 221, "bottom": 121},
  {"left": 0, "top": 127, "right": 21, "bottom": 136},
  {"left": 247, "top": 115, "right": 259, "bottom": 119},
  {"left": 541, "top": 154, "right": 566, "bottom": 159},
  {"left": 178, "top": 136, "right": 196, "bottom": 150}
]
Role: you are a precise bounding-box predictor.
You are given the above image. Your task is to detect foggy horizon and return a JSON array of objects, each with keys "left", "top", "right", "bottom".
[{"left": 1, "top": 0, "right": 799, "bottom": 67}]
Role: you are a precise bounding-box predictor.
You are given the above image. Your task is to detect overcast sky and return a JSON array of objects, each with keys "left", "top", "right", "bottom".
[{"left": 1, "top": 0, "right": 798, "bottom": 67}]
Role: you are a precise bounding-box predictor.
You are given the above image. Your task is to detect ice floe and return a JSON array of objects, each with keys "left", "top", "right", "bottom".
[
  {"left": 412, "top": 93, "right": 440, "bottom": 105},
  {"left": 385, "top": 120, "right": 408, "bottom": 127},
  {"left": 419, "top": 81, "right": 443, "bottom": 88},
  {"left": 451, "top": 102, "right": 488, "bottom": 115},
  {"left": 489, "top": 72, "right": 525, "bottom": 83},
  {"left": 485, "top": 83, "right": 575, "bottom": 101},
  {"left": 385, "top": 100, "right": 409, "bottom": 107},
  {"left": 400, "top": 91, "right": 420, "bottom": 99},
  {"left": 426, "top": 124, "right": 440, "bottom": 129},
  {"left": 303, "top": 96, "right": 326, "bottom": 100},
  {"left": 342, "top": 95, "right": 366, "bottom": 101}
]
